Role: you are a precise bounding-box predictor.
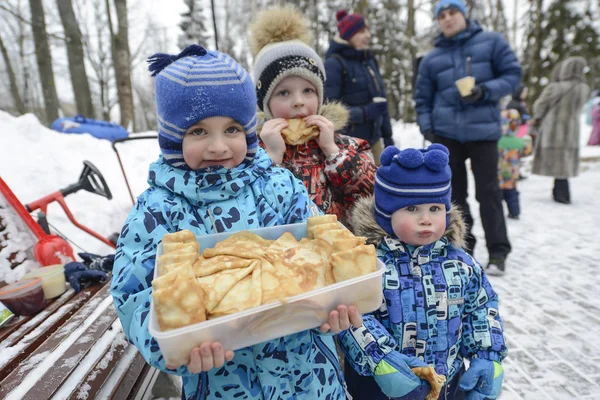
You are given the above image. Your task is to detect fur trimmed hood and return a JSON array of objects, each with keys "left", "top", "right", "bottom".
[
  {"left": 350, "top": 195, "right": 467, "bottom": 249},
  {"left": 257, "top": 101, "right": 349, "bottom": 135}
]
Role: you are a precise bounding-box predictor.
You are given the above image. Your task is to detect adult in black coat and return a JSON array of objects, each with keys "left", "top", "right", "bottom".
[{"left": 324, "top": 9, "right": 394, "bottom": 165}]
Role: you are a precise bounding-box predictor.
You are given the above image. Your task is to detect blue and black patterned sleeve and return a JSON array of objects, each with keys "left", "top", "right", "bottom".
[
  {"left": 460, "top": 262, "right": 508, "bottom": 363},
  {"left": 110, "top": 195, "right": 195, "bottom": 377},
  {"left": 338, "top": 312, "right": 398, "bottom": 375},
  {"left": 262, "top": 167, "right": 314, "bottom": 224}
]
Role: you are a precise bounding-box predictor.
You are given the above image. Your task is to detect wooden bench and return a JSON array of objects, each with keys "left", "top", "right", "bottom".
[{"left": 0, "top": 278, "right": 159, "bottom": 399}]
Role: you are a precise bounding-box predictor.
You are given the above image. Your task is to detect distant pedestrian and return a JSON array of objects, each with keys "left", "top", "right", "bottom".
[
  {"left": 498, "top": 109, "right": 532, "bottom": 219},
  {"left": 414, "top": 0, "right": 522, "bottom": 276},
  {"left": 506, "top": 85, "right": 531, "bottom": 124},
  {"left": 587, "top": 90, "right": 600, "bottom": 146},
  {"left": 532, "top": 56, "right": 590, "bottom": 204},
  {"left": 324, "top": 9, "right": 394, "bottom": 165}
]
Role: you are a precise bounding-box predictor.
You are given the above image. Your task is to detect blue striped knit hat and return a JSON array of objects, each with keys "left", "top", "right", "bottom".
[
  {"left": 374, "top": 144, "right": 452, "bottom": 235},
  {"left": 148, "top": 45, "right": 258, "bottom": 169}
]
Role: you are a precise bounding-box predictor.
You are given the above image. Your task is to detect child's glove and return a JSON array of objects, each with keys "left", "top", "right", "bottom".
[
  {"left": 64, "top": 262, "right": 108, "bottom": 293},
  {"left": 459, "top": 359, "right": 504, "bottom": 400},
  {"left": 78, "top": 252, "right": 115, "bottom": 272},
  {"left": 364, "top": 101, "right": 388, "bottom": 121},
  {"left": 373, "top": 352, "right": 432, "bottom": 400}
]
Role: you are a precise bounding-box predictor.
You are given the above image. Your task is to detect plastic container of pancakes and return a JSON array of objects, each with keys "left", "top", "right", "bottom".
[{"left": 149, "top": 221, "right": 385, "bottom": 366}]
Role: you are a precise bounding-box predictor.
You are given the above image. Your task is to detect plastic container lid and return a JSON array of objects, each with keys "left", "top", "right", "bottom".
[
  {"left": 23, "top": 265, "right": 67, "bottom": 299},
  {"left": 0, "top": 278, "right": 43, "bottom": 299},
  {"left": 23, "top": 264, "right": 63, "bottom": 279}
]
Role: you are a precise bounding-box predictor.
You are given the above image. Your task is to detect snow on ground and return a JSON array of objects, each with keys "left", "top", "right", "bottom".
[{"left": 1, "top": 110, "right": 599, "bottom": 398}]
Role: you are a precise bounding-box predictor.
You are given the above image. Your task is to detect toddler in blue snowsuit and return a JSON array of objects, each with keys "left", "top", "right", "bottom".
[
  {"left": 340, "top": 144, "right": 507, "bottom": 400},
  {"left": 110, "top": 45, "right": 361, "bottom": 400}
]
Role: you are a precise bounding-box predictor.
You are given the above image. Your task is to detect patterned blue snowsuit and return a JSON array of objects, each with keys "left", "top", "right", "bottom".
[
  {"left": 111, "top": 149, "right": 347, "bottom": 399},
  {"left": 340, "top": 197, "right": 507, "bottom": 399}
]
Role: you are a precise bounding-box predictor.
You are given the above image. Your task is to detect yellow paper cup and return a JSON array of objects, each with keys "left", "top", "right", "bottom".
[{"left": 456, "top": 76, "right": 476, "bottom": 97}]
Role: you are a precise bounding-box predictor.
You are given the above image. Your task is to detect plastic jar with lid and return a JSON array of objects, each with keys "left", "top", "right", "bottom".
[
  {"left": 0, "top": 278, "right": 47, "bottom": 316},
  {"left": 23, "top": 264, "right": 67, "bottom": 299}
]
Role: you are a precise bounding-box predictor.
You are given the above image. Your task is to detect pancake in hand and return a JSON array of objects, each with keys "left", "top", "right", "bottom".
[
  {"left": 152, "top": 262, "right": 207, "bottom": 330},
  {"left": 411, "top": 366, "right": 446, "bottom": 400},
  {"left": 281, "top": 118, "right": 320, "bottom": 145}
]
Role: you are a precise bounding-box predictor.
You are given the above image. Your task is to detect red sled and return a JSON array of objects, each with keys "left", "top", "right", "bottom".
[{"left": 0, "top": 161, "right": 116, "bottom": 267}]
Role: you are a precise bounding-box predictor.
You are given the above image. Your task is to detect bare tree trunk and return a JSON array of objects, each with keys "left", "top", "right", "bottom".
[
  {"left": 211, "top": 0, "right": 219, "bottom": 50},
  {"left": 356, "top": 0, "right": 369, "bottom": 14},
  {"left": 0, "top": 33, "right": 26, "bottom": 114},
  {"left": 513, "top": 0, "right": 518, "bottom": 47},
  {"left": 107, "top": 0, "right": 134, "bottom": 130},
  {"left": 404, "top": 0, "right": 417, "bottom": 121},
  {"left": 29, "top": 0, "right": 60, "bottom": 124},
  {"left": 531, "top": 0, "right": 543, "bottom": 92},
  {"left": 56, "top": 0, "right": 95, "bottom": 118}
]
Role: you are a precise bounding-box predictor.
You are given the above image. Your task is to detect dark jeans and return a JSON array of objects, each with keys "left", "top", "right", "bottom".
[
  {"left": 502, "top": 188, "right": 520, "bottom": 217},
  {"left": 344, "top": 358, "right": 466, "bottom": 400},
  {"left": 432, "top": 136, "right": 511, "bottom": 259}
]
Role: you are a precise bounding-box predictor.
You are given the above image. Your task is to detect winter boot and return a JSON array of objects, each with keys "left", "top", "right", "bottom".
[
  {"left": 553, "top": 179, "right": 571, "bottom": 204},
  {"left": 486, "top": 257, "right": 506, "bottom": 276}
]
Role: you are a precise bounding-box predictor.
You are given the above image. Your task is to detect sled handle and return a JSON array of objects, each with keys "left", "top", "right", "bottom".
[{"left": 61, "top": 161, "right": 112, "bottom": 200}]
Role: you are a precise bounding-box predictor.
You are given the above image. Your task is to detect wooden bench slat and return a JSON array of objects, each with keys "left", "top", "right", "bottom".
[
  {"left": 21, "top": 307, "right": 118, "bottom": 399},
  {"left": 105, "top": 351, "right": 150, "bottom": 399},
  {"left": 0, "top": 285, "right": 111, "bottom": 383},
  {"left": 66, "top": 330, "right": 130, "bottom": 400},
  {"left": 0, "top": 276, "right": 157, "bottom": 399},
  {"left": 127, "top": 363, "right": 161, "bottom": 400},
  {"left": 0, "top": 285, "right": 112, "bottom": 397}
]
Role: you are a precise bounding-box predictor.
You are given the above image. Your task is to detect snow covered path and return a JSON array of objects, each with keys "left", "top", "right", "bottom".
[{"left": 468, "top": 161, "right": 600, "bottom": 399}]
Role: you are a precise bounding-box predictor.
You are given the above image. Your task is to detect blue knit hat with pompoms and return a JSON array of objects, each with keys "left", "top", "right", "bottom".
[
  {"left": 148, "top": 44, "right": 258, "bottom": 170},
  {"left": 374, "top": 144, "right": 452, "bottom": 236}
]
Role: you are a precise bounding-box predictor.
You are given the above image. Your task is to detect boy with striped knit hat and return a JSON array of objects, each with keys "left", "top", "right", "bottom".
[
  {"left": 339, "top": 144, "right": 507, "bottom": 400},
  {"left": 111, "top": 44, "right": 361, "bottom": 400}
]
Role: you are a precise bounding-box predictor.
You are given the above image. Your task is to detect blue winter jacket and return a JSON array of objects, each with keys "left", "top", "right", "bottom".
[
  {"left": 110, "top": 148, "right": 347, "bottom": 400},
  {"left": 414, "top": 21, "right": 522, "bottom": 143},
  {"left": 325, "top": 37, "right": 394, "bottom": 146},
  {"left": 339, "top": 197, "right": 507, "bottom": 398}
]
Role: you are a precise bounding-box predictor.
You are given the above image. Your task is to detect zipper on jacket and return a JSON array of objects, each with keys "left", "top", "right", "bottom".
[
  {"left": 313, "top": 335, "right": 345, "bottom": 391},
  {"left": 367, "top": 65, "right": 381, "bottom": 94},
  {"left": 193, "top": 372, "right": 207, "bottom": 400}
]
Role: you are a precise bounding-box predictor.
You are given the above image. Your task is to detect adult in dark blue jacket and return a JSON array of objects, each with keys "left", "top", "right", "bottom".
[
  {"left": 324, "top": 9, "right": 393, "bottom": 166},
  {"left": 414, "top": 0, "right": 522, "bottom": 276}
]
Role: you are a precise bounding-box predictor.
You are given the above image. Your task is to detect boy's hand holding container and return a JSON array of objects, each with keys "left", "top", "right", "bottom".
[
  {"left": 167, "top": 341, "right": 234, "bottom": 373},
  {"left": 319, "top": 304, "right": 363, "bottom": 333}
]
